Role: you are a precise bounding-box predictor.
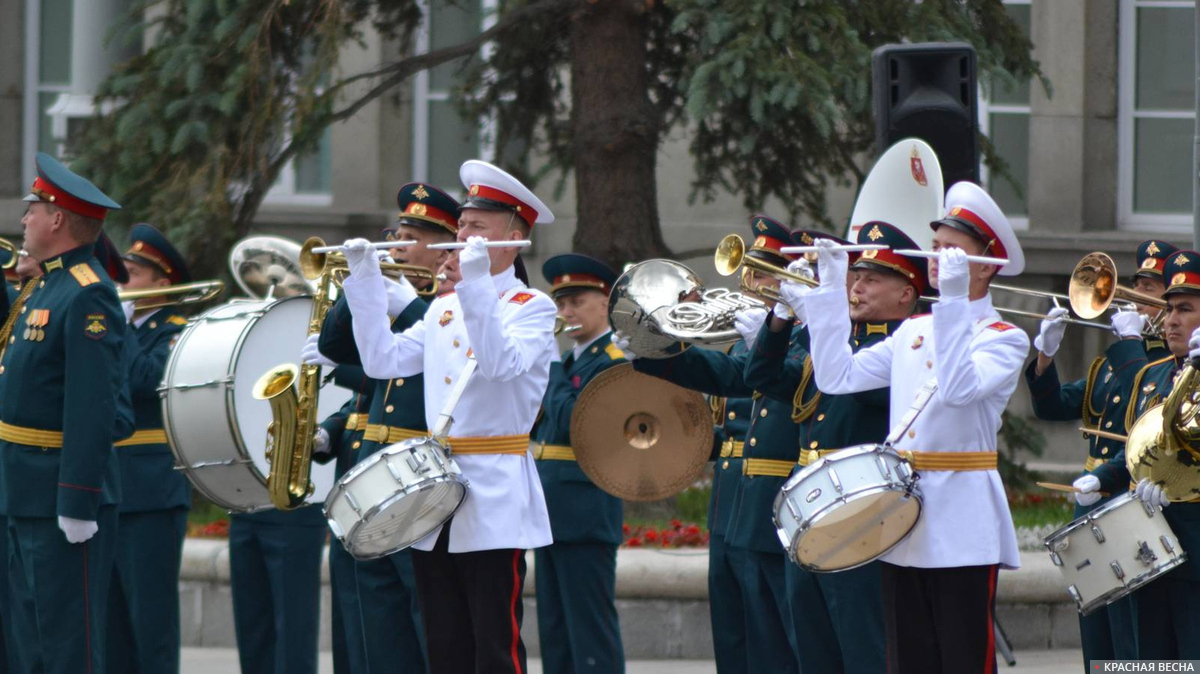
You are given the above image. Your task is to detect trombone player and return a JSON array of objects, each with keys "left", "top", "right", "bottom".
[
  {"left": 1087, "top": 249, "right": 1200, "bottom": 660},
  {"left": 1024, "top": 239, "right": 1175, "bottom": 665}
]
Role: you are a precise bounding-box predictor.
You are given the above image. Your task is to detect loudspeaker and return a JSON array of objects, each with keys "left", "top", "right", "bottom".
[{"left": 872, "top": 42, "right": 979, "bottom": 186}]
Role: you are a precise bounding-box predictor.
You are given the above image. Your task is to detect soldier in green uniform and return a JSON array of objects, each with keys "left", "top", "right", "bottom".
[
  {"left": 2, "top": 152, "right": 126, "bottom": 673},
  {"left": 747, "top": 222, "right": 926, "bottom": 674},
  {"left": 99, "top": 223, "right": 194, "bottom": 674},
  {"left": 310, "top": 182, "right": 460, "bottom": 672},
  {"left": 530, "top": 253, "right": 626, "bottom": 674},
  {"left": 1024, "top": 239, "right": 1173, "bottom": 667},
  {"left": 1090, "top": 249, "right": 1200, "bottom": 660},
  {"left": 613, "top": 215, "right": 802, "bottom": 674}
]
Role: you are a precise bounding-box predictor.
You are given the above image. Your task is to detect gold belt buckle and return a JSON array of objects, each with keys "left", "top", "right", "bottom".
[
  {"left": 720, "top": 439, "right": 733, "bottom": 458},
  {"left": 533, "top": 443, "right": 545, "bottom": 460}
]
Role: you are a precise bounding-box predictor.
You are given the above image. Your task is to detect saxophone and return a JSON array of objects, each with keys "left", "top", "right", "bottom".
[{"left": 252, "top": 237, "right": 338, "bottom": 510}]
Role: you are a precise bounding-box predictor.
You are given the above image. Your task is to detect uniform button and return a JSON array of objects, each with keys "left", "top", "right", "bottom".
[
  {"left": 38, "top": 281, "right": 45, "bottom": 288},
  {"left": 722, "top": 460, "right": 730, "bottom": 470},
  {"left": 760, "top": 408, "right": 768, "bottom": 418},
  {"left": 20, "top": 306, "right": 26, "bottom": 314},
  {"left": 728, "top": 412, "right": 736, "bottom": 421},
  {"left": 453, "top": 339, "right": 460, "bottom": 348},
  {"left": 1105, "top": 421, "right": 1113, "bottom": 429},
  {"left": 7, "top": 336, "right": 12, "bottom": 344},
  {"left": 809, "top": 440, "right": 818, "bottom": 449},
  {"left": 591, "top": 346, "right": 599, "bottom": 353},
  {"left": 926, "top": 360, "right": 932, "bottom": 369},
  {"left": 395, "top": 378, "right": 404, "bottom": 386},
  {"left": 0, "top": 366, "right": 5, "bottom": 375},
  {"left": 385, "top": 404, "right": 395, "bottom": 413},
  {"left": 749, "top": 438, "right": 757, "bottom": 447},
  {"left": 1101, "top": 447, "right": 1109, "bottom": 455},
  {"left": 1112, "top": 395, "right": 1121, "bottom": 404},
  {"left": 816, "top": 413, "right": 825, "bottom": 421},
  {"left": 908, "top": 430, "right": 916, "bottom": 439},
  {"left": 444, "top": 376, "right": 452, "bottom": 384},
  {"left": 351, "top": 441, "right": 361, "bottom": 449}
]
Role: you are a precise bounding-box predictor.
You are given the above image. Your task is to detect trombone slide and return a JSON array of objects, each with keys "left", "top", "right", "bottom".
[
  {"left": 310, "top": 241, "right": 415, "bottom": 255},
  {"left": 895, "top": 249, "right": 1009, "bottom": 266}
]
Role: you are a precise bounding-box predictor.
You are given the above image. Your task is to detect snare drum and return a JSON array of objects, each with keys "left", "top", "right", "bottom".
[
  {"left": 1044, "top": 492, "right": 1187, "bottom": 615},
  {"left": 773, "top": 444, "right": 922, "bottom": 572},
  {"left": 161, "top": 297, "right": 351, "bottom": 512},
  {"left": 325, "top": 437, "right": 468, "bottom": 559}
]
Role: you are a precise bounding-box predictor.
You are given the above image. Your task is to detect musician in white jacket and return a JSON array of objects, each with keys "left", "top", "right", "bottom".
[
  {"left": 780, "top": 182, "right": 1028, "bottom": 674},
  {"left": 338, "top": 160, "right": 555, "bottom": 674}
]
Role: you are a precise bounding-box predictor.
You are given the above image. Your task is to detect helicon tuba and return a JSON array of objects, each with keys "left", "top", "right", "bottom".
[{"left": 1125, "top": 362, "right": 1200, "bottom": 502}]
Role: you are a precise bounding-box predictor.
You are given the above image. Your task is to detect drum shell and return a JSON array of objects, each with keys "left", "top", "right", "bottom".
[
  {"left": 161, "top": 297, "right": 349, "bottom": 512},
  {"left": 1044, "top": 492, "right": 1187, "bottom": 615},
  {"left": 774, "top": 444, "right": 921, "bottom": 572},
  {"left": 326, "top": 438, "right": 468, "bottom": 560}
]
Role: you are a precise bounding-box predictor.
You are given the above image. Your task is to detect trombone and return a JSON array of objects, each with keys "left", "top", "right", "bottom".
[
  {"left": 300, "top": 237, "right": 439, "bottom": 297},
  {"left": 119, "top": 280, "right": 225, "bottom": 311},
  {"left": 714, "top": 234, "right": 817, "bottom": 303},
  {"left": 0, "top": 238, "right": 21, "bottom": 271}
]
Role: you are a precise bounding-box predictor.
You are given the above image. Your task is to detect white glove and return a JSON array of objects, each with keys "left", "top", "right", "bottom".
[
  {"left": 1072, "top": 474, "right": 1102, "bottom": 507},
  {"left": 1136, "top": 477, "right": 1169, "bottom": 509},
  {"left": 936, "top": 248, "right": 970, "bottom": 299},
  {"left": 778, "top": 281, "right": 811, "bottom": 322},
  {"left": 342, "top": 239, "right": 381, "bottom": 279},
  {"left": 300, "top": 333, "right": 336, "bottom": 367},
  {"left": 121, "top": 300, "right": 136, "bottom": 324},
  {"left": 1033, "top": 307, "right": 1070, "bottom": 357},
  {"left": 772, "top": 299, "right": 800, "bottom": 324},
  {"left": 1110, "top": 310, "right": 1146, "bottom": 340},
  {"left": 733, "top": 308, "right": 768, "bottom": 349},
  {"left": 612, "top": 331, "right": 639, "bottom": 361},
  {"left": 1189, "top": 326, "right": 1200, "bottom": 362},
  {"left": 813, "top": 239, "right": 848, "bottom": 291},
  {"left": 458, "top": 236, "right": 491, "bottom": 282},
  {"left": 58, "top": 516, "right": 98, "bottom": 544},
  {"left": 786, "top": 258, "right": 816, "bottom": 283},
  {"left": 313, "top": 427, "right": 331, "bottom": 456},
  {"left": 383, "top": 274, "right": 418, "bottom": 315}
]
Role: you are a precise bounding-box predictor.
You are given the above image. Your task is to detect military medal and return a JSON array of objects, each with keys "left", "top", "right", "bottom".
[
  {"left": 439, "top": 310, "right": 454, "bottom": 326},
  {"left": 911, "top": 335, "right": 924, "bottom": 349}
]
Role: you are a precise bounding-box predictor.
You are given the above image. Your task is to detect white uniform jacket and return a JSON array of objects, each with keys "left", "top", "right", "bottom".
[
  {"left": 804, "top": 287, "right": 1027, "bottom": 570},
  {"left": 341, "top": 264, "right": 555, "bottom": 553}
]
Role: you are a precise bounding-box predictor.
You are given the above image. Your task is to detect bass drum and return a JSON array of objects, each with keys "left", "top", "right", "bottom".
[{"left": 161, "top": 297, "right": 351, "bottom": 512}]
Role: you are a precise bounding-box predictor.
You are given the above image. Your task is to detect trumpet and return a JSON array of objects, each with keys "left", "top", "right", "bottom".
[
  {"left": 299, "top": 237, "right": 439, "bottom": 297},
  {"left": 714, "top": 234, "right": 817, "bottom": 303},
  {"left": 118, "top": 280, "right": 225, "bottom": 311},
  {"left": 555, "top": 316, "right": 582, "bottom": 336}
]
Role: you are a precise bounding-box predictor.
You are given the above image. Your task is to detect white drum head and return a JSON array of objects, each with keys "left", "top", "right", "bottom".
[
  {"left": 348, "top": 480, "right": 466, "bottom": 558},
  {"left": 796, "top": 491, "right": 921, "bottom": 571},
  {"left": 229, "top": 297, "right": 350, "bottom": 502}
]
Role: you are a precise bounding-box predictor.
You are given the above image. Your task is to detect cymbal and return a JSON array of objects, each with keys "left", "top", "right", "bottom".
[
  {"left": 570, "top": 363, "right": 713, "bottom": 501},
  {"left": 1126, "top": 403, "right": 1200, "bottom": 501},
  {"left": 229, "top": 236, "right": 314, "bottom": 299}
]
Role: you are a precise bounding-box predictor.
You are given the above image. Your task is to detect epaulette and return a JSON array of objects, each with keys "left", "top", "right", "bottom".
[
  {"left": 68, "top": 263, "right": 100, "bottom": 287},
  {"left": 605, "top": 342, "right": 625, "bottom": 360},
  {"left": 987, "top": 321, "right": 1016, "bottom": 332},
  {"left": 166, "top": 315, "right": 188, "bottom": 326},
  {"left": 509, "top": 292, "right": 535, "bottom": 305}
]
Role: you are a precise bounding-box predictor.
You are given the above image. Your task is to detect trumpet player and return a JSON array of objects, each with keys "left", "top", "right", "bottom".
[
  {"left": 795, "top": 182, "right": 1027, "bottom": 674},
  {"left": 308, "top": 182, "right": 463, "bottom": 673},
  {"left": 753, "top": 221, "right": 927, "bottom": 674},
  {"left": 614, "top": 215, "right": 804, "bottom": 674},
  {"left": 529, "top": 253, "right": 626, "bottom": 674},
  {"left": 338, "top": 160, "right": 555, "bottom": 674},
  {"left": 1024, "top": 239, "right": 1175, "bottom": 665},
  {"left": 1089, "top": 250, "right": 1200, "bottom": 660}
]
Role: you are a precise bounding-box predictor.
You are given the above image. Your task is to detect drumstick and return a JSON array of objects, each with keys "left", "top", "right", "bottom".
[
  {"left": 894, "top": 249, "right": 1009, "bottom": 266},
  {"left": 1036, "top": 481, "right": 1111, "bottom": 497},
  {"left": 427, "top": 240, "right": 532, "bottom": 250},
  {"left": 1079, "top": 427, "right": 1129, "bottom": 442}
]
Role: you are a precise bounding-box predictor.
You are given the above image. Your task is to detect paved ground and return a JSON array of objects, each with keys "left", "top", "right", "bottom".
[{"left": 182, "top": 647, "right": 1084, "bottom": 673}]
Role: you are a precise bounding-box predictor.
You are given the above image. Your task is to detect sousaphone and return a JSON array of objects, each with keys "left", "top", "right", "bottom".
[
  {"left": 570, "top": 364, "right": 713, "bottom": 501},
  {"left": 845, "top": 138, "right": 944, "bottom": 249}
]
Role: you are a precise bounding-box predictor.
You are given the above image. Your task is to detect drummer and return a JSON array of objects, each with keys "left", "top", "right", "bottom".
[
  {"left": 337, "top": 159, "right": 555, "bottom": 674},
  {"left": 1091, "top": 249, "right": 1200, "bottom": 660},
  {"left": 1024, "top": 239, "right": 1175, "bottom": 664},
  {"left": 784, "top": 182, "right": 1027, "bottom": 673},
  {"left": 748, "top": 221, "right": 926, "bottom": 674},
  {"left": 309, "top": 181, "right": 462, "bottom": 673},
  {"left": 613, "top": 215, "right": 803, "bottom": 674},
  {"left": 529, "top": 253, "right": 626, "bottom": 673},
  {"left": 105, "top": 223, "right": 195, "bottom": 674}
]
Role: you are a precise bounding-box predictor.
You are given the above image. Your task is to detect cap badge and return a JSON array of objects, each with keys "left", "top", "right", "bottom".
[
  {"left": 413, "top": 185, "right": 430, "bottom": 200},
  {"left": 408, "top": 203, "right": 428, "bottom": 217},
  {"left": 950, "top": 206, "right": 962, "bottom": 217},
  {"left": 1147, "top": 241, "right": 1160, "bottom": 256},
  {"left": 801, "top": 233, "right": 814, "bottom": 244},
  {"left": 439, "top": 310, "right": 454, "bottom": 327},
  {"left": 133, "top": 242, "right": 144, "bottom": 251},
  {"left": 1142, "top": 258, "right": 1157, "bottom": 269},
  {"left": 867, "top": 225, "right": 884, "bottom": 241},
  {"left": 754, "top": 236, "right": 768, "bottom": 248},
  {"left": 1173, "top": 272, "right": 1187, "bottom": 287},
  {"left": 910, "top": 146, "right": 928, "bottom": 186},
  {"left": 469, "top": 185, "right": 480, "bottom": 196},
  {"left": 755, "top": 220, "right": 767, "bottom": 232},
  {"left": 561, "top": 274, "right": 571, "bottom": 283},
  {"left": 862, "top": 249, "right": 879, "bottom": 259},
  {"left": 1178, "top": 254, "right": 1191, "bottom": 265}
]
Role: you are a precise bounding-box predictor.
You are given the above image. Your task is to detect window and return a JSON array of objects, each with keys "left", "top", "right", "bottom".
[
  {"left": 980, "top": 0, "right": 1032, "bottom": 226},
  {"left": 411, "top": 0, "right": 496, "bottom": 194},
  {"left": 1118, "top": 0, "right": 1196, "bottom": 228},
  {"left": 21, "top": 0, "right": 74, "bottom": 187},
  {"left": 264, "top": 128, "right": 334, "bottom": 206}
]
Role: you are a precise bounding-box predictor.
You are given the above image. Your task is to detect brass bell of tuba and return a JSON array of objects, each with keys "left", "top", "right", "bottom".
[{"left": 1125, "top": 361, "right": 1200, "bottom": 502}]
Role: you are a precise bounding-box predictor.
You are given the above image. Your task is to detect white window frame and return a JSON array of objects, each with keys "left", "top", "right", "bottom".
[
  {"left": 410, "top": 0, "right": 496, "bottom": 195},
  {"left": 21, "top": 0, "right": 71, "bottom": 188},
  {"left": 262, "top": 143, "right": 334, "bottom": 207},
  {"left": 1117, "top": 0, "right": 1195, "bottom": 231},
  {"left": 978, "top": 0, "right": 1031, "bottom": 231}
]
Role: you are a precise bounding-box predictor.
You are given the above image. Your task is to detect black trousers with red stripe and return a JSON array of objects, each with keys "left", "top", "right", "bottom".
[
  {"left": 881, "top": 562, "right": 999, "bottom": 674},
  {"left": 412, "top": 522, "right": 528, "bottom": 674}
]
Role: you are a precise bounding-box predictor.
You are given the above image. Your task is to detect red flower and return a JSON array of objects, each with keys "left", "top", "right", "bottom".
[
  {"left": 622, "top": 523, "right": 630, "bottom": 534},
  {"left": 628, "top": 537, "right": 642, "bottom": 547},
  {"left": 671, "top": 518, "right": 682, "bottom": 528},
  {"left": 645, "top": 530, "right": 659, "bottom": 542}
]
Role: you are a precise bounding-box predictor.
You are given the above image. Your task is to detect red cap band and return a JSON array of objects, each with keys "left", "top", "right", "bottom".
[
  {"left": 947, "top": 206, "right": 1007, "bottom": 260},
  {"left": 467, "top": 184, "right": 538, "bottom": 227},
  {"left": 30, "top": 176, "right": 110, "bottom": 220},
  {"left": 400, "top": 201, "right": 458, "bottom": 232},
  {"left": 552, "top": 273, "right": 608, "bottom": 294}
]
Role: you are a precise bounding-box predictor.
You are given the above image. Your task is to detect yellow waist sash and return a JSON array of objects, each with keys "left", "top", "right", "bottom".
[
  {"left": 345, "top": 413, "right": 369, "bottom": 432},
  {"left": 900, "top": 450, "right": 998, "bottom": 472},
  {"left": 798, "top": 449, "right": 839, "bottom": 467},
  {"left": 0, "top": 422, "right": 63, "bottom": 448},
  {"left": 719, "top": 440, "right": 744, "bottom": 458},
  {"left": 446, "top": 434, "right": 530, "bottom": 456},
  {"left": 532, "top": 443, "right": 576, "bottom": 461},
  {"left": 114, "top": 429, "right": 168, "bottom": 447},
  {"left": 743, "top": 458, "right": 797, "bottom": 478},
  {"left": 362, "top": 424, "right": 425, "bottom": 445}
]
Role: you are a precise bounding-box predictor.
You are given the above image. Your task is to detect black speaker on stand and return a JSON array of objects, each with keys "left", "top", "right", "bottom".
[{"left": 872, "top": 42, "right": 979, "bottom": 185}]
